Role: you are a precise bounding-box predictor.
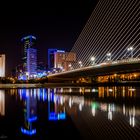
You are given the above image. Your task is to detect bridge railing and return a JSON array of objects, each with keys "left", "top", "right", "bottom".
[{"left": 48, "top": 58, "right": 140, "bottom": 76}]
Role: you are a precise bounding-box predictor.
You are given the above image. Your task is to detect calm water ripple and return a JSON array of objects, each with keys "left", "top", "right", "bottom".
[{"left": 0, "top": 86, "right": 140, "bottom": 140}]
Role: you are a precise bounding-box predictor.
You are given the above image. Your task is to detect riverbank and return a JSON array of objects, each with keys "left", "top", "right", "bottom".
[
  {"left": 0, "top": 81, "right": 140, "bottom": 89},
  {"left": 0, "top": 83, "right": 42, "bottom": 89}
]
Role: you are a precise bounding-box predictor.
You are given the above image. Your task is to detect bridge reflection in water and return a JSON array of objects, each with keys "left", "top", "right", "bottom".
[{"left": 0, "top": 86, "right": 140, "bottom": 139}]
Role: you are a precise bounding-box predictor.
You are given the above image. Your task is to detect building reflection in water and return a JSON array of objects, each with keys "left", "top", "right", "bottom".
[
  {"left": 91, "top": 101, "right": 136, "bottom": 127},
  {"left": 55, "top": 86, "right": 137, "bottom": 98},
  {"left": 18, "top": 88, "right": 66, "bottom": 136},
  {"left": 19, "top": 89, "right": 37, "bottom": 136},
  {"left": 129, "top": 106, "right": 135, "bottom": 127},
  {"left": 54, "top": 87, "right": 139, "bottom": 128},
  {"left": 0, "top": 90, "right": 5, "bottom": 116},
  {"left": 48, "top": 88, "right": 66, "bottom": 121},
  {"left": 98, "top": 86, "right": 136, "bottom": 98},
  {"left": 14, "top": 86, "right": 139, "bottom": 137}
]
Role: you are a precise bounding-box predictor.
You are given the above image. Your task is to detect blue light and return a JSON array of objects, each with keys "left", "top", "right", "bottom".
[
  {"left": 49, "top": 112, "right": 66, "bottom": 121},
  {"left": 19, "top": 89, "right": 27, "bottom": 100},
  {"left": 18, "top": 74, "right": 27, "bottom": 80},
  {"left": 28, "top": 116, "right": 37, "bottom": 122},
  {"left": 21, "top": 128, "right": 36, "bottom": 135},
  {"left": 36, "top": 72, "right": 47, "bottom": 78},
  {"left": 57, "top": 50, "right": 65, "bottom": 53},
  {"left": 58, "top": 113, "right": 66, "bottom": 120},
  {"left": 49, "top": 112, "right": 58, "bottom": 120},
  {"left": 50, "top": 93, "right": 54, "bottom": 101},
  {"left": 21, "top": 35, "right": 36, "bottom": 42}
]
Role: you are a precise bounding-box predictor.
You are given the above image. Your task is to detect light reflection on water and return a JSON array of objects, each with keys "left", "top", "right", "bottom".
[{"left": 0, "top": 86, "right": 140, "bottom": 139}]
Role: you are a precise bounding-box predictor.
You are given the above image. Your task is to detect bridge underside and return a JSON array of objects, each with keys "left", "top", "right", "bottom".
[{"left": 47, "top": 62, "right": 140, "bottom": 83}]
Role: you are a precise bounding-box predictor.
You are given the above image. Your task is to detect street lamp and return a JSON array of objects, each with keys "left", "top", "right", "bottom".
[
  {"left": 106, "top": 53, "right": 111, "bottom": 61},
  {"left": 127, "top": 46, "right": 133, "bottom": 58},
  {"left": 78, "top": 61, "right": 82, "bottom": 64},
  {"left": 68, "top": 63, "right": 72, "bottom": 70},
  {"left": 91, "top": 56, "right": 95, "bottom": 65},
  {"left": 78, "top": 61, "right": 83, "bottom": 68}
]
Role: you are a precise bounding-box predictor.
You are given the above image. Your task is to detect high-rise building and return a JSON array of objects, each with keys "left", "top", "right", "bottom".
[
  {"left": 20, "top": 35, "right": 37, "bottom": 79},
  {"left": 48, "top": 49, "right": 65, "bottom": 70},
  {"left": 27, "top": 48, "right": 37, "bottom": 78},
  {"left": 21, "top": 35, "right": 36, "bottom": 73},
  {"left": 0, "top": 90, "right": 5, "bottom": 116},
  {"left": 0, "top": 54, "right": 5, "bottom": 77},
  {"left": 48, "top": 49, "right": 57, "bottom": 70},
  {"left": 54, "top": 52, "right": 76, "bottom": 71}
]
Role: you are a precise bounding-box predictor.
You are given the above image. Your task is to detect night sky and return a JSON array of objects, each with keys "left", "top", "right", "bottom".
[{"left": 0, "top": 0, "right": 98, "bottom": 76}]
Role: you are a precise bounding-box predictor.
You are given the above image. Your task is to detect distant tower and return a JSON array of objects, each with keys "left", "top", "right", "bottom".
[
  {"left": 27, "top": 48, "right": 37, "bottom": 77},
  {"left": 0, "top": 54, "right": 5, "bottom": 77},
  {"left": 48, "top": 49, "right": 57, "bottom": 70},
  {"left": 48, "top": 49, "right": 65, "bottom": 70},
  {"left": 21, "top": 35, "right": 37, "bottom": 79},
  {"left": 0, "top": 90, "right": 5, "bottom": 116}
]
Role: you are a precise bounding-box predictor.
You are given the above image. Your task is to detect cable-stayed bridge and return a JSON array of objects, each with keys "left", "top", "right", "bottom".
[{"left": 48, "top": 0, "right": 140, "bottom": 82}]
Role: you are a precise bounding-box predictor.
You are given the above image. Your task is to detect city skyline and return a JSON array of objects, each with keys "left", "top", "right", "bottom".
[
  {"left": 0, "top": 0, "right": 98, "bottom": 76},
  {"left": 0, "top": 1, "right": 140, "bottom": 139}
]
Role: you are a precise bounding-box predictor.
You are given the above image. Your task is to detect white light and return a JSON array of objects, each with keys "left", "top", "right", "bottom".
[
  {"left": 127, "top": 46, "right": 133, "bottom": 51},
  {"left": 123, "top": 104, "right": 125, "bottom": 115},
  {"left": 78, "top": 61, "right": 82, "bottom": 64},
  {"left": 129, "top": 115, "right": 135, "bottom": 127},
  {"left": 69, "top": 98, "right": 72, "bottom": 108},
  {"left": 79, "top": 103, "right": 82, "bottom": 111},
  {"left": 109, "top": 89, "right": 113, "bottom": 92},
  {"left": 91, "top": 56, "right": 95, "bottom": 61},
  {"left": 92, "top": 107, "right": 95, "bottom": 117},
  {"left": 60, "top": 88, "right": 63, "bottom": 93},
  {"left": 108, "top": 104, "right": 112, "bottom": 120},
  {"left": 60, "top": 97, "right": 63, "bottom": 105},
  {"left": 69, "top": 88, "right": 72, "bottom": 92},
  {"left": 68, "top": 64, "right": 72, "bottom": 67},
  {"left": 108, "top": 111, "right": 112, "bottom": 120},
  {"left": 128, "top": 47, "right": 133, "bottom": 51},
  {"left": 107, "top": 53, "right": 111, "bottom": 56},
  {"left": 128, "top": 88, "right": 135, "bottom": 91},
  {"left": 92, "top": 89, "right": 96, "bottom": 92}
]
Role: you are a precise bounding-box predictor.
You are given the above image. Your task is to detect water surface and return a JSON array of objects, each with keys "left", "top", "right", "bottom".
[{"left": 0, "top": 86, "right": 140, "bottom": 140}]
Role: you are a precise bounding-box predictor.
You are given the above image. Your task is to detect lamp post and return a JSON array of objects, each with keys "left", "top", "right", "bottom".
[
  {"left": 91, "top": 56, "right": 95, "bottom": 65},
  {"left": 68, "top": 63, "right": 72, "bottom": 70},
  {"left": 127, "top": 46, "right": 133, "bottom": 58},
  {"left": 78, "top": 61, "right": 83, "bottom": 68},
  {"left": 106, "top": 53, "right": 111, "bottom": 61}
]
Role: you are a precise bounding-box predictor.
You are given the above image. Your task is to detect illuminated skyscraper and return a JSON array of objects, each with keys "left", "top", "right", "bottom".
[
  {"left": 0, "top": 54, "right": 5, "bottom": 77},
  {"left": 27, "top": 48, "right": 37, "bottom": 78},
  {"left": 48, "top": 49, "right": 65, "bottom": 70},
  {"left": 48, "top": 49, "right": 58, "bottom": 69},
  {"left": 20, "top": 35, "right": 37, "bottom": 79},
  {"left": 21, "top": 35, "right": 36, "bottom": 72},
  {"left": 54, "top": 52, "right": 76, "bottom": 71},
  {"left": 0, "top": 90, "right": 5, "bottom": 116},
  {"left": 47, "top": 49, "right": 76, "bottom": 71}
]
